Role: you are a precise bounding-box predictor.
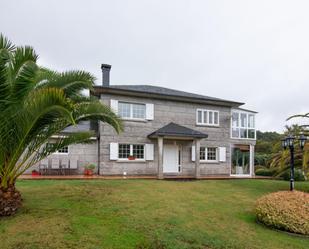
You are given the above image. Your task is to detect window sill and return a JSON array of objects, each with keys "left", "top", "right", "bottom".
[
  {"left": 231, "top": 137, "right": 256, "bottom": 141},
  {"left": 116, "top": 159, "right": 146, "bottom": 163},
  {"left": 196, "top": 124, "right": 220, "bottom": 128},
  {"left": 121, "top": 118, "right": 148, "bottom": 123},
  {"left": 200, "top": 160, "right": 220, "bottom": 164}
]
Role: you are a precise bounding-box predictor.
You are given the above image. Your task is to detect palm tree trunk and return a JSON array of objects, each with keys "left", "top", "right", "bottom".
[{"left": 0, "top": 183, "right": 22, "bottom": 216}]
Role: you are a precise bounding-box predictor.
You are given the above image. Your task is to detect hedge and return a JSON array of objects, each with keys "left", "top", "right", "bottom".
[{"left": 255, "top": 191, "right": 309, "bottom": 235}]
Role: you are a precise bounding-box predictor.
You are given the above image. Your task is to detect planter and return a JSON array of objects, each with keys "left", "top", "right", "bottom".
[
  {"left": 31, "top": 170, "right": 40, "bottom": 177},
  {"left": 84, "top": 169, "right": 94, "bottom": 176},
  {"left": 128, "top": 156, "right": 136, "bottom": 161},
  {"left": 235, "top": 166, "right": 243, "bottom": 174}
]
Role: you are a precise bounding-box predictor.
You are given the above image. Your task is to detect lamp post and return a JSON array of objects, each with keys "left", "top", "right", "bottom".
[{"left": 281, "top": 134, "right": 307, "bottom": 191}]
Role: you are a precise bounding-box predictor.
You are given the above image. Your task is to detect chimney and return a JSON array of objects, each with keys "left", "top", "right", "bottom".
[{"left": 101, "top": 64, "right": 111, "bottom": 87}]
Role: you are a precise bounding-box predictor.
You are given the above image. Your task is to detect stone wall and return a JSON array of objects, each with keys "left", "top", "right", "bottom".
[
  {"left": 25, "top": 140, "right": 98, "bottom": 175},
  {"left": 99, "top": 93, "right": 256, "bottom": 176}
]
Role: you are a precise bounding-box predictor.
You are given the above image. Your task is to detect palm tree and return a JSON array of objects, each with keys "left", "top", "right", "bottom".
[
  {"left": 0, "top": 34, "right": 122, "bottom": 216},
  {"left": 269, "top": 124, "right": 309, "bottom": 179}
]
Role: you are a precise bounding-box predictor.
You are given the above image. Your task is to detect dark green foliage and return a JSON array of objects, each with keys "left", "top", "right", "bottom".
[
  {"left": 254, "top": 153, "right": 272, "bottom": 166},
  {"left": 256, "top": 130, "right": 282, "bottom": 142},
  {"left": 255, "top": 167, "right": 277, "bottom": 177},
  {"left": 279, "top": 169, "right": 306, "bottom": 181}
]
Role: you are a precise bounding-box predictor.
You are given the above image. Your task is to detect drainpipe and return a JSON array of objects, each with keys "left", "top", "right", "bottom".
[{"left": 97, "top": 121, "right": 100, "bottom": 175}]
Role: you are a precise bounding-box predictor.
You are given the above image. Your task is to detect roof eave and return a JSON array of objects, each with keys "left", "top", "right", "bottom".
[{"left": 92, "top": 86, "right": 244, "bottom": 107}]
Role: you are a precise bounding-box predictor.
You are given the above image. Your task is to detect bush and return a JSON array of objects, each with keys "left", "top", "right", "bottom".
[
  {"left": 255, "top": 168, "right": 276, "bottom": 177},
  {"left": 280, "top": 169, "right": 306, "bottom": 181},
  {"left": 255, "top": 191, "right": 309, "bottom": 235}
]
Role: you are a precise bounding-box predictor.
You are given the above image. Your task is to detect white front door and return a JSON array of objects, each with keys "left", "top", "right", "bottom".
[{"left": 163, "top": 144, "right": 179, "bottom": 173}]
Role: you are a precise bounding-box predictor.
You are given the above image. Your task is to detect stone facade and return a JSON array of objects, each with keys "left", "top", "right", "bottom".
[
  {"left": 26, "top": 88, "right": 256, "bottom": 177},
  {"left": 99, "top": 93, "right": 256, "bottom": 177},
  {"left": 26, "top": 139, "right": 98, "bottom": 175}
]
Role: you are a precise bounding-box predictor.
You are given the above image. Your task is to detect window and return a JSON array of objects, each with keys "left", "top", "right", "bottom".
[
  {"left": 118, "top": 144, "right": 130, "bottom": 159},
  {"left": 118, "top": 144, "right": 145, "bottom": 160},
  {"left": 196, "top": 109, "right": 219, "bottom": 126},
  {"left": 133, "top": 144, "right": 144, "bottom": 159},
  {"left": 231, "top": 111, "right": 256, "bottom": 139},
  {"left": 118, "top": 102, "right": 146, "bottom": 119},
  {"left": 57, "top": 146, "right": 69, "bottom": 154},
  {"left": 200, "top": 147, "right": 218, "bottom": 161},
  {"left": 47, "top": 143, "right": 69, "bottom": 154}
]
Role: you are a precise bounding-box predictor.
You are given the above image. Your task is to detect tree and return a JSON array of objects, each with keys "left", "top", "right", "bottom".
[
  {"left": 269, "top": 125, "right": 309, "bottom": 179},
  {"left": 0, "top": 35, "right": 122, "bottom": 216}
]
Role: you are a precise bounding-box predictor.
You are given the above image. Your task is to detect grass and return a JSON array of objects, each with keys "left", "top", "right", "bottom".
[{"left": 0, "top": 179, "right": 308, "bottom": 249}]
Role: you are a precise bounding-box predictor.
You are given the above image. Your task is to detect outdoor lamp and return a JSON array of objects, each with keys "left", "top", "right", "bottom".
[
  {"left": 281, "top": 139, "right": 287, "bottom": 150},
  {"left": 281, "top": 134, "right": 307, "bottom": 191},
  {"left": 286, "top": 135, "right": 295, "bottom": 148},
  {"left": 299, "top": 134, "right": 307, "bottom": 150}
]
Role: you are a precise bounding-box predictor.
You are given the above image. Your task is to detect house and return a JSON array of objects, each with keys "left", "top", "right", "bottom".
[{"left": 29, "top": 64, "right": 257, "bottom": 178}]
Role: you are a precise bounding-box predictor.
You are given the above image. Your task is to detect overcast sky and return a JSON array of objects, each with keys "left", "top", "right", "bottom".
[{"left": 2, "top": 0, "right": 309, "bottom": 132}]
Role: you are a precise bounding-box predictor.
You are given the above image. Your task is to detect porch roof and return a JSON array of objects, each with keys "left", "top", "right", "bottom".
[{"left": 148, "top": 122, "right": 208, "bottom": 139}]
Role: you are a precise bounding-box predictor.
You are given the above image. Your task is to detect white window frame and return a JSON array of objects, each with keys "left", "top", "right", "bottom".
[
  {"left": 200, "top": 147, "right": 219, "bottom": 162},
  {"left": 196, "top": 109, "right": 220, "bottom": 126},
  {"left": 47, "top": 143, "right": 69, "bottom": 155},
  {"left": 117, "top": 143, "right": 145, "bottom": 161},
  {"left": 231, "top": 110, "right": 256, "bottom": 140},
  {"left": 118, "top": 101, "right": 146, "bottom": 121}
]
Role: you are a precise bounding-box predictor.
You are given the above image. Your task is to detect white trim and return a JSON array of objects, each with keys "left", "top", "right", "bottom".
[
  {"left": 145, "top": 144, "right": 154, "bottom": 160},
  {"left": 50, "top": 135, "right": 97, "bottom": 140},
  {"left": 196, "top": 109, "right": 220, "bottom": 126},
  {"left": 110, "top": 142, "right": 118, "bottom": 160},
  {"left": 200, "top": 147, "right": 219, "bottom": 162},
  {"left": 229, "top": 144, "right": 252, "bottom": 177},
  {"left": 118, "top": 101, "right": 147, "bottom": 121},
  {"left": 118, "top": 143, "right": 146, "bottom": 160},
  {"left": 219, "top": 147, "right": 226, "bottom": 162},
  {"left": 146, "top": 103, "right": 154, "bottom": 120},
  {"left": 110, "top": 99, "right": 118, "bottom": 114},
  {"left": 230, "top": 109, "right": 256, "bottom": 140}
]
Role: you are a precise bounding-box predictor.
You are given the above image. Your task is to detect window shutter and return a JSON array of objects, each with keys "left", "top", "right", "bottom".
[
  {"left": 110, "top": 99, "right": 118, "bottom": 114},
  {"left": 145, "top": 144, "right": 154, "bottom": 160},
  {"left": 219, "top": 147, "right": 226, "bottom": 162},
  {"left": 110, "top": 143, "right": 118, "bottom": 160},
  {"left": 191, "top": 145, "right": 196, "bottom": 161},
  {"left": 146, "top": 103, "right": 154, "bottom": 120}
]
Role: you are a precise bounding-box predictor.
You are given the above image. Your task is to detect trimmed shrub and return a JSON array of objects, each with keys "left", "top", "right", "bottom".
[
  {"left": 255, "top": 191, "right": 309, "bottom": 235},
  {"left": 255, "top": 168, "right": 276, "bottom": 177},
  {"left": 280, "top": 169, "right": 306, "bottom": 181}
]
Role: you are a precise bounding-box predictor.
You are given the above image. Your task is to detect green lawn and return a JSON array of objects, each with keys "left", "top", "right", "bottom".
[{"left": 0, "top": 180, "right": 308, "bottom": 249}]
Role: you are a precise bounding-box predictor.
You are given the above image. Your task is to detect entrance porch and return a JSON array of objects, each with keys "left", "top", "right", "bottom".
[{"left": 148, "top": 122, "right": 208, "bottom": 179}]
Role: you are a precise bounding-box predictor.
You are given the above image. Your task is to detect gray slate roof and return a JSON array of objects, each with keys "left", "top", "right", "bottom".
[
  {"left": 107, "top": 85, "right": 240, "bottom": 104},
  {"left": 62, "top": 121, "right": 94, "bottom": 134},
  {"left": 148, "top": 122, "right": 208, "bottom": 138}
]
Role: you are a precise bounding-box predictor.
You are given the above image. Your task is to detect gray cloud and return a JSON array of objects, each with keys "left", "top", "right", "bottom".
[{"left": 2, "top": 0, "right": 309, "bottom": 132}]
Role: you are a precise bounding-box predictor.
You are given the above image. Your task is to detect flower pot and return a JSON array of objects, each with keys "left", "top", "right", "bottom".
[
  {"left": 84, "top": 169, "right": 94, "bottom": 176},
  {"left": 31, "top": 170, "right": 40, "bottom": 177},
  {"left": 128, "top": 156, "right": 136, "bottom": 160}
]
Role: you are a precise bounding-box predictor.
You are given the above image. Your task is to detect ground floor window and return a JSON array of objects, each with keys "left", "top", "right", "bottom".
[
  {"left": 118, "top": 144, "right": 145, "bottom": 160},
  {"left": 47, "top": 143, "right": 69, "bottom": 154},
  {"left": 200, "top": 147, "right": 218, "bottom": 161},
  {"left": 231, "top": 145, "right": 250, "bottom": 175}
]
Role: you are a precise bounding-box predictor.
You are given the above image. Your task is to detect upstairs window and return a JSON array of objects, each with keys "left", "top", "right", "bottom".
[
  {"left": 231, "top": 111, "right": 255, "bottom": 139},
  {"left": 196, "top": 109, "right": 219, "bottom": 126},
  {"left": 118, "top": 102, "right": 146, "bottom": 120}
]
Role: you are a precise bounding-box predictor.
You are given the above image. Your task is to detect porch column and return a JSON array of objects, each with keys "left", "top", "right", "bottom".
[
  {"left": 157, "top": 136, "right": 164, "bottom": 179},
  {"left": 195, "top": 138, "right": 201, "bottom": 179},
  {"left": 250, "top": 145, "right": 255, "bottom": 177}
]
